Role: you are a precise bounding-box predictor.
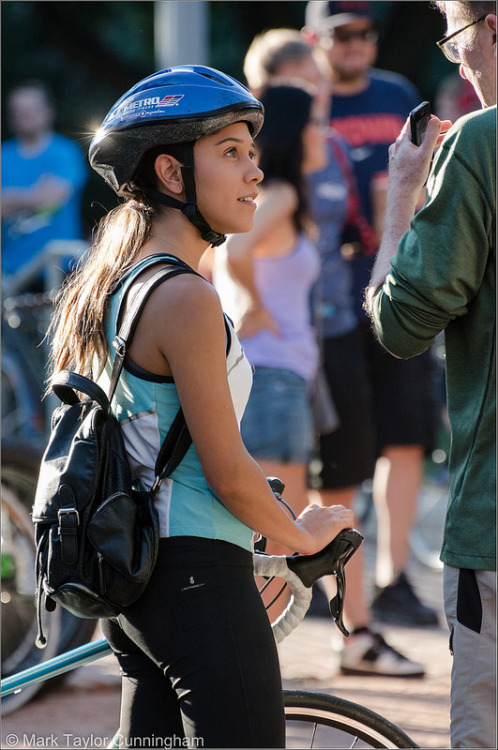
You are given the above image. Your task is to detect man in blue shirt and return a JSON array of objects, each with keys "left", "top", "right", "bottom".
[
  {"left": 241, "top": 23, "right": 427, "bottom": 678},
  {"left": 2, "top": 81, "right": 87, "bottom": 291},
  {"left": 303, "top": 1, "right": 439, "bottom": 674}
]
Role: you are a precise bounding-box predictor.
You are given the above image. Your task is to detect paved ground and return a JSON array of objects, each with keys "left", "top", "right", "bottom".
[{"left": 2, "top": 518, "right": 451, "bottom": 749}]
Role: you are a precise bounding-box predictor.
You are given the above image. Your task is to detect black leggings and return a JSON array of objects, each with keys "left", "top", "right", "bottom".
[{"left": 102, "top": 537, "right": 285, "bottom": 748}]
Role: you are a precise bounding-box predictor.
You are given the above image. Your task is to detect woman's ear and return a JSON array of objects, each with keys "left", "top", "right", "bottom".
[{"left": 154, "top": 153, "right": 184, "bottom": 195}]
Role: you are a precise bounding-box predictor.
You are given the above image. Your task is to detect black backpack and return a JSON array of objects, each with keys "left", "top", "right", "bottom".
[{"left": 33, "top": 256, "right": 195, "bottom": 647}]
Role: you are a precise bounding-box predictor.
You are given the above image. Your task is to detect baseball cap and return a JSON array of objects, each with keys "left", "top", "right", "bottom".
[{"left": 305, "top": 1, "right": 373, "bottom": 32}]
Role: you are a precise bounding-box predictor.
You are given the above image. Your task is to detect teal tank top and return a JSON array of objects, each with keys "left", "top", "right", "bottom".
[{"left": 98, "top": 258, "right": 254, "bottom": 551}]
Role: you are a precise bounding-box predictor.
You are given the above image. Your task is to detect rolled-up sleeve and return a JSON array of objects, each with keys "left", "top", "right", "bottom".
[{"left": 371, "top": 112, "right": 495, "bottom": 359}]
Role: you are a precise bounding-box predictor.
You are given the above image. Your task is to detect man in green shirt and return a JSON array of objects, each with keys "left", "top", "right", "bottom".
[{"left": 365, "top": 2, "right": 496, "bottom": 747}]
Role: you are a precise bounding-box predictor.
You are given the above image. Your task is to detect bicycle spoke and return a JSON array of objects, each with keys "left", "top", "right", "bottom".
[{"left": 310, "top": 722, "right": 317, "bottom": 747}]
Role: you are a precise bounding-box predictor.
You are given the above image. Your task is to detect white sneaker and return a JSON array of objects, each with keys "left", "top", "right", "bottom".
[{"left": 340, "top": 628, "right": 425, "bottom": 678}]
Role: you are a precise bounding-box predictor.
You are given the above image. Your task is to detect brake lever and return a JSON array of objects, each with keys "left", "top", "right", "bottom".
[
  {"left": 325, "top": 529, "right": 363, "bottom": 636},
  {"left": 287, "top": 528, "right": 363, "bottom": 636},
  {"left": 329, "top": 558, "right": 349, "bottom": 636}
]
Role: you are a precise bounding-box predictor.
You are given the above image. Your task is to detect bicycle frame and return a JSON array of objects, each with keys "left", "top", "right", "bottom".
[{"left": 1, "top": 638, "right": 111, "bottom": 698}]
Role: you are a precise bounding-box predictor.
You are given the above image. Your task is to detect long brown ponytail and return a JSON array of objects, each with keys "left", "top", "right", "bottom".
[{"left": 47, "top": 198, "right": 156, "bottom": 383}]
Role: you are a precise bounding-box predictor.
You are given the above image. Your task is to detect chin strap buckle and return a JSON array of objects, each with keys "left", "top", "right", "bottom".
[{"left": 202, "top": 230, "right": 227, "bottom": 247}]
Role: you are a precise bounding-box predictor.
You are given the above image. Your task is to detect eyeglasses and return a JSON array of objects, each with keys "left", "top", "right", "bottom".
[
  {"left": 327, "top": 27, "right": 378, "bottom": 44},
  {"left": 437, "top": 15, "right": 487, "bottom": 63}
]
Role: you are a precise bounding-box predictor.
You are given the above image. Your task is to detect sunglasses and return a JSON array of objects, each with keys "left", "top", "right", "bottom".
[{"left": 327, "top": 27, "right": 378, "bottom": 44}]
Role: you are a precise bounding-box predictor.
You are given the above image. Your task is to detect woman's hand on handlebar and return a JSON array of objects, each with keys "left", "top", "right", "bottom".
[{"left": 294, "top": 504, "right": 355, "bottom": 556}]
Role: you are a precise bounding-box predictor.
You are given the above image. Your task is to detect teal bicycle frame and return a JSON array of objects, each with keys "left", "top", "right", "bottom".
[
  {"left": 1, "top": 637, "right": 112, "bottom": 698},
  {"left": 2, "top": 637, "right": 123, "bottom": 749}
]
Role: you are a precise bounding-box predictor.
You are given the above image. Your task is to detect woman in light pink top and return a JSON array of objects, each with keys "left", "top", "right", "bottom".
[{"left": 215, "top": 84, "right": 329, "bottom": 608}]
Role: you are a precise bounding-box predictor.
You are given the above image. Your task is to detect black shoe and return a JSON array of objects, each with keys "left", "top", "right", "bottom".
[{"left": 371, "top": 571, "right": 439, "bottom": 626}]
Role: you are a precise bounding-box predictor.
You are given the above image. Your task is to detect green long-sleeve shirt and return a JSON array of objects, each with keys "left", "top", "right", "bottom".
[{"left": 371, "top": 106, "right": 496, "bottom": 571}]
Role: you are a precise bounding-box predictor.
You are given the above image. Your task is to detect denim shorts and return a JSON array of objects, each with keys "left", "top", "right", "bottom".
[{"left": 241, "top": 366, "right": 313, "bottom": 463}]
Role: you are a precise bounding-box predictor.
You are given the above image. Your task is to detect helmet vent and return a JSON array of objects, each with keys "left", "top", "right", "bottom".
[{"left": 199, "top": 70, "right": 230, "bottom": 85}]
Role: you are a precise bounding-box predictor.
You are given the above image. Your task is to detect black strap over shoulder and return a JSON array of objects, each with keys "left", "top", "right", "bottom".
[
  {"left": 109, "top": 254, "right": 201, "bottom": 401},
  {"left": 51, "top": 371, "right": 110, "bottom": 412},
  {"left": 50, "top": 254, "right": 222, "bottom": 493},
  {"left": 113, "top": 253, "right": 195, "bottom": 296},
  {"left": 109, "top": 255, "right": 202, "bottom": 490}
]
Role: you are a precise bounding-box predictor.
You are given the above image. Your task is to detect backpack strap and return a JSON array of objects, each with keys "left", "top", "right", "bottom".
[
  {"left": 51, "top": 371, "right": 110, "bottom": 411},
  {"left": 111, "top": 253, "right": 195, "bottom": 300},
  {"left": 109, "top": 259, "right": 202, "bottom": 491},
  {"left": 109, "top": 257, "right": 201, "bottom": 402},
  {"left": 151, "top": 408, "right": 193, "bottom": 494}
]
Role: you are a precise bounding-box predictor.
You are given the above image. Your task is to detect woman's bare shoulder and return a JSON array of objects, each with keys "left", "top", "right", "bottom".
[{"left": 145, "top": 269, "right": 223, "bottom": 326}]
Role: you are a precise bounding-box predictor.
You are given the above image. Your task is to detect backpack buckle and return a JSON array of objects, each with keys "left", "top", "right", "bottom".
[
  {"left": 112, "top": 336, "right": 126, "bottom": 356},
  {"left": 58, "top": 509, "right": 80, "bottom": 565},
  {"left": 58, "top": 508, "right": 80, "bottom": 533},
  {"left": 151, "top": 476, "right": 162, "bottom": 496}
]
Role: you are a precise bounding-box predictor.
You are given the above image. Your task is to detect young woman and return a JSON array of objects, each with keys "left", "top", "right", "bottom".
[
  {"left": 214, "top": 82, "right": 328, "bottom": 536},
  {"left": 47, "top": 67, "right": 354, "bottom": 748}
]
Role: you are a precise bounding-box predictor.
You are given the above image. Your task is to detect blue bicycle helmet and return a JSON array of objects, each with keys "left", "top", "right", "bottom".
[{"left": 89, "top": 66, "right": 264, "bottom": 246}]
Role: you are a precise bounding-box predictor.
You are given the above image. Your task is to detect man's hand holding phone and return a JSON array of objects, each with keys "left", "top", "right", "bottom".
[
  {"left": 386, "top": 105, "right": 452, "bottom": 199},
  {"left": 368, "top": 108, "right": 451, "bottom": 297},
  {"left": 410, "top": 101, "right": 432, "bottom": 146}
]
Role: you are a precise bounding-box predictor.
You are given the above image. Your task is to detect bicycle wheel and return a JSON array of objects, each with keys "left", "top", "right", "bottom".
[
  {"left": 1, "top": 441, "right": 96, "bottom": 714},
  {"left": 1, "top": 483, "right": 63, "bottom": 715},
  {"left": 1, "top": 307, "right": 48, "bottom": 441},
  {"left": 1, "top": 340, "right": 45, "bottom": 440},
  {"left": 284, "top": 690, "right": 418, "bottom": 748}
]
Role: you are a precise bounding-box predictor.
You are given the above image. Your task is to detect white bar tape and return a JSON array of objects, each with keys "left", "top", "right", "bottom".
[{"left": 253, "top": 553, "right": 313, "bottom": 644}]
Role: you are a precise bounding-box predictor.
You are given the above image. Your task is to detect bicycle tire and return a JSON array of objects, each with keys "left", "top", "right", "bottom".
[
  {"left": 284, "top": 690, "right": 418, "bottom": 748},
  {"left": 1, "top": 317, "right": 47, "bottom": 441},
  {"left": 1, "top": 441, "right": 97, "bottom": 712},
  {"left": 1, "top": 483, "right": 62, "bottom": 715}
]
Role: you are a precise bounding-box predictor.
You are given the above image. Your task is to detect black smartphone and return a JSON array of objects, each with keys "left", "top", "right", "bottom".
[{"left": 410, "top": 101, "right": 431, "bottom": 146}]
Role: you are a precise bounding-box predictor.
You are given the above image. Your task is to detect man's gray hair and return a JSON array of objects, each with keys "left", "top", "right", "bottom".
[{"left": 435, "top": 1, "right": 496, "bottom": 22}]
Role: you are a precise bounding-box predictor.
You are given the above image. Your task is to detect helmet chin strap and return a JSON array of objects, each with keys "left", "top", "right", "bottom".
[{"left": 145, "top": 141, "right": 226, "bottom": 248}]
